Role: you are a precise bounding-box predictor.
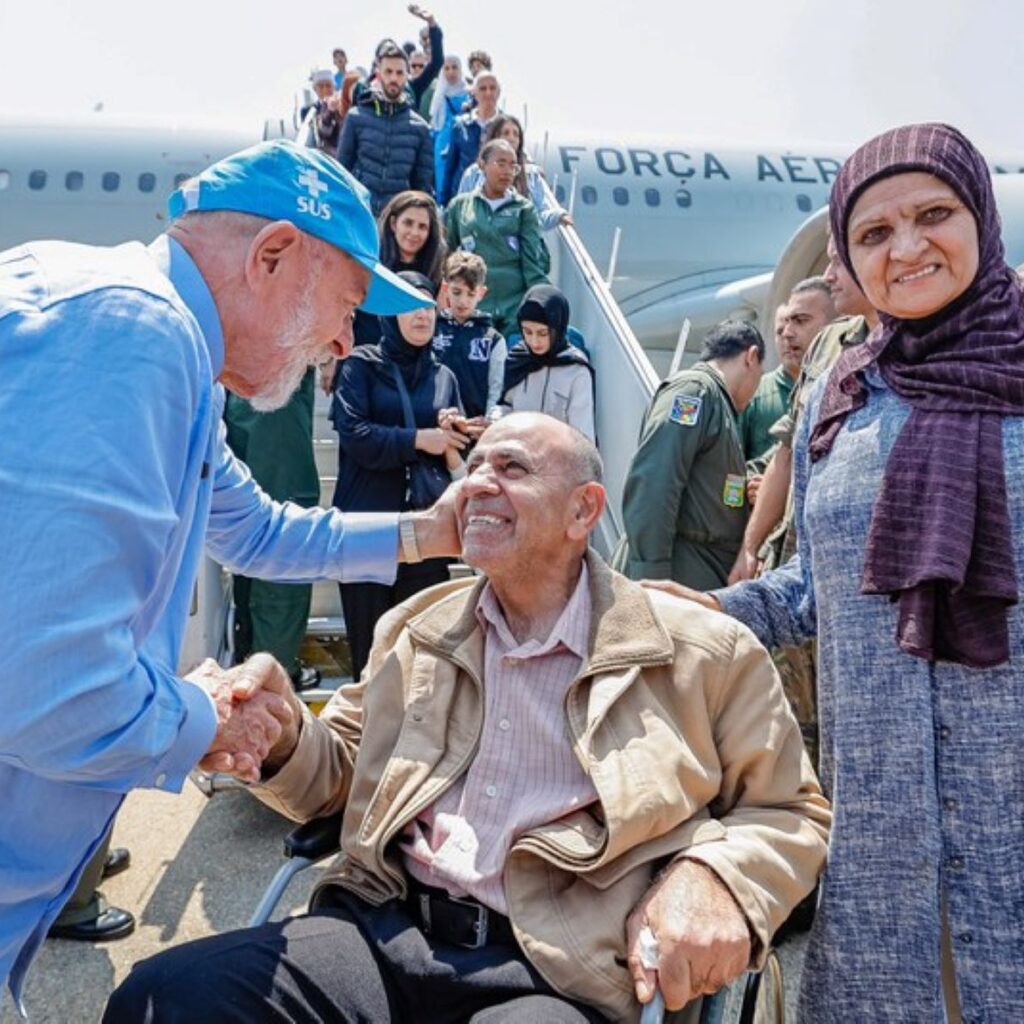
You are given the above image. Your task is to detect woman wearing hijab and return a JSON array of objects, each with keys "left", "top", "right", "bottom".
[
  {"left": 331, "top": 271, "right": 466, "bottom": 680},
  {"left": 496, "top": 285, "right": 595, "bottom": 442},
  {"left": 429, "top": 56, "right": 470, "bottom": 194},
  {"left": 667, "top": 124, "right": 1024, "bottom": 1022}
]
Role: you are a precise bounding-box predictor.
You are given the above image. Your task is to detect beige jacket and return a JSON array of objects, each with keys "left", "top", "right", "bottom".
[{"left": 255, "top": 554, "right": 830, "bottom": 1023}]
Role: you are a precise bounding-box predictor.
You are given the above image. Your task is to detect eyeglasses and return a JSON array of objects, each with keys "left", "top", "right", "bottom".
[{"left": 490, "top": 160, "right": 520, "bottom": 172}]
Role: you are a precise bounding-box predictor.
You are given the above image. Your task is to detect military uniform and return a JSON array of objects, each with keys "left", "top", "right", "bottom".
[
  {"left": 224, "top": 368, "right": 321, "bottom": 678},
  {"left": 612, "top": 362, "right": 748, "bottom": 590},
  {"left": 761, "top": 315, "right": 871, "bottom": 766},
  {"left": 738, "top": 364, "right": 795, "bottom": 468}
]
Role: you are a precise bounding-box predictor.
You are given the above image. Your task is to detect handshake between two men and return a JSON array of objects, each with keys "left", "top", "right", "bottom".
[{"left": 188, "top": 653, "right": 305, "bottom": 784}]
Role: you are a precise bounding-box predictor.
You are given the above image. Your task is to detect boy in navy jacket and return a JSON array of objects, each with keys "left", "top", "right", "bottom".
[{"left": 431, "top": 252, "right": 506, "bottom": 418}]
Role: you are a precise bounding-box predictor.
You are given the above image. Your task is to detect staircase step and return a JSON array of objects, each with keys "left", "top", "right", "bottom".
[{"left": 306, "top": 615, "right": 345, "bottom": 638}]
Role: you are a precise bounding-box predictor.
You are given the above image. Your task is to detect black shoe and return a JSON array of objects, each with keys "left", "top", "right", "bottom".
[
  {"left": 101, "top": 847, "right": 131, "bottom": 879},
  {"left": 290, "top": 665, "right": 322, "bottom": 692},
  {"left": 48, "top": 906, "right": 135, "bottom": 942}
]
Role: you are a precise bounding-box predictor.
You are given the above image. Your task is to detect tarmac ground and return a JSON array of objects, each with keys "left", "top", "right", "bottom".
[{"left": 2, "top": 782, "right": 808, "bottom": 1024}]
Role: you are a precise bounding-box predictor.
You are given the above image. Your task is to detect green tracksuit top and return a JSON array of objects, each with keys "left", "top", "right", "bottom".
[
  {"left": 443, "top": 188, "right": 548, "bottom": 335},
  {"left": 612, "top": 362, "right": 748, "bottom": 591}
]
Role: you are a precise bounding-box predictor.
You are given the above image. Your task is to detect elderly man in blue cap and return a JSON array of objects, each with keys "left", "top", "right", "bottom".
[{"left": 0, "top": 140, "right": 461, "bottom": 1009}]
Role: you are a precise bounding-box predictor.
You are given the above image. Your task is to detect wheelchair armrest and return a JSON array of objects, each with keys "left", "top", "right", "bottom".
[{"left": 284, "top": 812, "right": 344, "bottom": 861}]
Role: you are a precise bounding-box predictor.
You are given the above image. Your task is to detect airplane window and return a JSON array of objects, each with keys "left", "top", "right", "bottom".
[
  {"left": 102, "top": 172, "right": 121, "bottom": 192},
  {"left": 675, "top": 188, "right": 693, "bottom": 209},
  {"left": 65, "top": 171, "right": 85, "bottom": 192},
  {"left": 0, "top": 170, "right": 10, "bottom": 191},
  {"left": 138, "top": 172, "right": 157, "bottom": 193},
  {"left": 554, "top": 183, "right": 566, "bottom": 204},
  {"left": 644, "top": 188, "right": 661, "bottom": 208},
  {"left": 581, "top": 185, "right": 597, "bottom": 206},
  {"left": 173, "top": 172, "right": 191, "bottom": 188},
  {"left": 612, "top": 187, "right": 630, "bottom": 207},
  {"left": 796, "top": 193, "right": 813, "bottom": 213},
  {"left": 28, "top": 170, "right": 47, "bottom": 191}
]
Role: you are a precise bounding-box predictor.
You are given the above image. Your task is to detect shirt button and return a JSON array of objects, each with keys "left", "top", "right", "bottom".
[
  {"left": 939, "top": 725, "right": 952, "bottom": 741},
  {"left": 958, "top": 932, "right": 973, "bottom": 945},
  {"left": 485, "top": 784, "right": 497, "bottom": 798},
  {"left": 155, "top": 773, "right": 167, "bottom": 787},
  {"left": 499, "top": 719, "right": 511, "bottom": 731},
  {"left": 943, "top": 798, "right": 958, "bottom": 812},
  {"left": 411, "top": 712, "right": 423, "bottom": 722},
  {"left": 949, "top": 856, "right": 965, "bottom": 870}
]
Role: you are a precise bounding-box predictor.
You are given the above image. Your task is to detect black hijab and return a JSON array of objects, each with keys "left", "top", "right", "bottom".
[
  {"left": 359, "top": 271, "right": 438, "bottom": 388},
  {"left": 501, "top": 285, "right": 592, "bottom": 398}
]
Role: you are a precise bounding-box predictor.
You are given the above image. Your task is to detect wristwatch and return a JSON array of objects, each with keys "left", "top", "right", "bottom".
[{"left": 398, "top": 513, "right": 423, "bottom": 563}]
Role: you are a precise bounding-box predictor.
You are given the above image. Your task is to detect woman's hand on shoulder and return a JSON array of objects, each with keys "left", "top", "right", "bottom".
[{"left": 640, "top": 579, "right": 722, "bottom": 613}]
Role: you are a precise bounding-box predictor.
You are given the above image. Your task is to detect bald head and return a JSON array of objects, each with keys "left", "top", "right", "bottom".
[{"left": 486, "top": 412, "right": 602, "bottom": 486}]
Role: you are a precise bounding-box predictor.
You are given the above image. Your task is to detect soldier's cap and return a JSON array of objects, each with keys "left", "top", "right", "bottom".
[{"left": 167, "top": 140, "right": 432, "bottom": 315}]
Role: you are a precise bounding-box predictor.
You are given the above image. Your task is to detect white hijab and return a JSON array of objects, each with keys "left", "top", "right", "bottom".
[{"left": 429, "top": 56, "right": 468, "bottom": 130}]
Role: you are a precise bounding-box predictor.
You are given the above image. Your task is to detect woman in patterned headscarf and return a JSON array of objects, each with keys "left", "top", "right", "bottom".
[{"left": 669, "top": 124, "right": 1024, "bottom": 1022}]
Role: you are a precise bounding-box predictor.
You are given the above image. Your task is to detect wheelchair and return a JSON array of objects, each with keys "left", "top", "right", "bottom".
[{"left": 250, "top": 812, "right": 790, "bottom": 1024}]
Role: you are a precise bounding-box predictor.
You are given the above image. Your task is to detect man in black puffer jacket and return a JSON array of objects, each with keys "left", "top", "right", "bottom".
[{"left": 338, "top": 42, "right": 433, "bottom": 214}]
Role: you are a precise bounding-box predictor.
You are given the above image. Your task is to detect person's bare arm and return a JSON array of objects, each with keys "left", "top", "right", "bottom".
[{"left": 728, "top": 445, "right": 792, "bottom": 583}]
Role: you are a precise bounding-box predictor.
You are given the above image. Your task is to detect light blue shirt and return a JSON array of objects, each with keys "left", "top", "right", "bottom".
[{"left": 0, "top": 235, "right": 399, "bottom": 1008}]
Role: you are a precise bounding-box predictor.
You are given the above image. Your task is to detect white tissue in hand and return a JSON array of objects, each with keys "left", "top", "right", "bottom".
[{"left": 638, "top": 925, "right": 659, "bottom": 969}]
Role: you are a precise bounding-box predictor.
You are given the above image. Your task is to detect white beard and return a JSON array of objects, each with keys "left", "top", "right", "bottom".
[{"left": 248, "top": 278, "right": 324, "bottom": 413}]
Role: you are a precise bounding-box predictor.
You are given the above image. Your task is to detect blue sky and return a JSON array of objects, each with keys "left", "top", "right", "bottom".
[{"left": 1, "top": 0, "right": 1017, "bottom": 151}]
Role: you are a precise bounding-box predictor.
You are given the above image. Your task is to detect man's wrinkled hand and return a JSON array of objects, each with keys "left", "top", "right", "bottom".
[
  {"left": 410, "top": 480, "right": 463, "bottom": 560},
  {"left": 189, "top": 655, "right": 300, "bottom": 783},
  {"left": 626, "top": 859, "right": 751, "bottom": 1010},
  {"left": 640, "top": 579, "right": 722, "bottom": 613}
]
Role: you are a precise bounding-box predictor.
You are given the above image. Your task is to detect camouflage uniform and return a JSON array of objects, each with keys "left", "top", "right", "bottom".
[{"left": 761, "top": 316, "right": 871, "bottom": 765}]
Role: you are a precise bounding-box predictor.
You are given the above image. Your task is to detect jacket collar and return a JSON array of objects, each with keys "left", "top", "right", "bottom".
[
  {"left": 407, "top": 551, "right": 675, "bottom": 678},
  {"left": 695, "top": 360, "right": 738, "bottom": 416}
]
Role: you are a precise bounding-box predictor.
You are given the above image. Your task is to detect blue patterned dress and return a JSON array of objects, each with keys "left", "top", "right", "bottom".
[{"left": 718, "top": 367, "right": 1024, "bottom": 1023}]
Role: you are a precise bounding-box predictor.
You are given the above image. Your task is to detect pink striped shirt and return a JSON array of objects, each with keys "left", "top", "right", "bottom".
[{"left": 401, "top": 564, "right": 598, "bottom": 914}]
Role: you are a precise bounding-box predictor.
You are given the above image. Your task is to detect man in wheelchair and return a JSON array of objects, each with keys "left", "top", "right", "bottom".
[{"left": 106, "top": 413, "right": 830, "bottom": 1024}]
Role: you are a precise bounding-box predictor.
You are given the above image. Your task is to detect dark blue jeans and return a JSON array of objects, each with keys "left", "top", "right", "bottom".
[{"left": 104, "top": 888, "right": 608, "bottom": 1023}]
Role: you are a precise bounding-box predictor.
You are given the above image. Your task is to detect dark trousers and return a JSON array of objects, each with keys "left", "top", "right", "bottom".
[
  {"left": 104, "top": 889, "right": 607, "bottom": 1023},
  {"left": 54, "top": 830, "right": 112, "bottom": 926},
  {"left": 232, "top": 573, "right": 312, "bottom": 676},
  {"left": 225, "top": 368, "right": 319, "bottom": 676},
  {"left": 340, "top": 561, "right": 451, "bottom": 680}
]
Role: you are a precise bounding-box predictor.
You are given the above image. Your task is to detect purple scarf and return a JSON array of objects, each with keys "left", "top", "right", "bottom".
[{"left": 809, "top": 123, "right": 1024, "bottom": 668}]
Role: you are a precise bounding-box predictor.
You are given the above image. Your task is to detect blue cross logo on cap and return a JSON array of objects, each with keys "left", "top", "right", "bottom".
[{"left": 167, "top": 140, "right": 432, "bottom": 315}]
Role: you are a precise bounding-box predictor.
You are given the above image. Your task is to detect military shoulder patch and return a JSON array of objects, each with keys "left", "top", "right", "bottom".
[
  {"left": 669, "top": 393, "right": 702, "bottom": 427},
  {"left": 722, "top": 474, "right": 745, "bottom": 508}
]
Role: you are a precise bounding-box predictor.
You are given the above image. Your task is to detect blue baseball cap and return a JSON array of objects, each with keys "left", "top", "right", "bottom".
[{"left": 167, "top": 139, "right": 432, "bottom": 315}]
